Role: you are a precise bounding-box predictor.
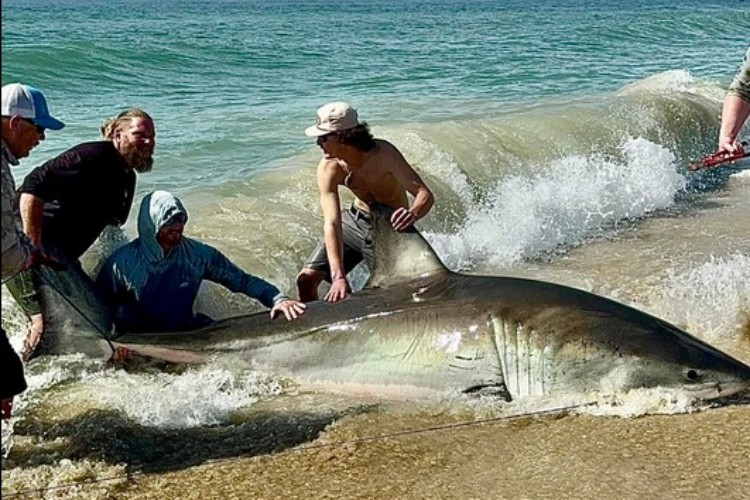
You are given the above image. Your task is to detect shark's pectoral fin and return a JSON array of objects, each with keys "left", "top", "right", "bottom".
[
  {"left": 115, "top": 342, "right": 207, "bottom": 364},
  {"left": 364, "top": 204, "right": 450, "bottom": 289}
]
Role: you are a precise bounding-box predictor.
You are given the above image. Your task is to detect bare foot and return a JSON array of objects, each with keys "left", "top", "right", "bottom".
[{"left": 21, "top": 314, "right": 44, "bottom": 363}]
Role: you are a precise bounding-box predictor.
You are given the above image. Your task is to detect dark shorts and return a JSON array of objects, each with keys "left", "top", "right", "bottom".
[
  {"left": 0, "top": 328, "right": 27, "bottom": 400},
  {"left": 303, "top": 206, "right": 374, "bottom": 282}
]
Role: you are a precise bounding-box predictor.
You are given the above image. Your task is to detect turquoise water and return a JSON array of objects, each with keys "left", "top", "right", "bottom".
[{"left": 2, "top": 0, "right": 747, "bottom": 193}]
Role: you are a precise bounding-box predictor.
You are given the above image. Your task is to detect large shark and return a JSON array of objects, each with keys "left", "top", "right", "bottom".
[{"left": 36, "top": 208, "right": 750, "bottom": 401}]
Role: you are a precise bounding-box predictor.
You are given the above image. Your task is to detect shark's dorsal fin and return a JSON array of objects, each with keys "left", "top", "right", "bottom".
[
  {"left": 34, "top": 260, "right": 115, "bottom": 359},
  {"left": 364, "top": 205, "right": 449, "bottom": 288}
]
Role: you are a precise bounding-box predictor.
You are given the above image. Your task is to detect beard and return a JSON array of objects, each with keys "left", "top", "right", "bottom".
[{"left": 120, "top": 139, "right": 154, "bottom": 173}]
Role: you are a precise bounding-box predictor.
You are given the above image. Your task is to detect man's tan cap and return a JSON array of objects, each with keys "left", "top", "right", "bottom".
[{"left": 304, "top": 102, "right": 359, "bottom": 137}]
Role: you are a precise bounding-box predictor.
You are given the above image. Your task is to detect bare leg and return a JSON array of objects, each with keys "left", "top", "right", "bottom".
[{"left": 296, "top": 269, "right": 326, "bottom": 303}]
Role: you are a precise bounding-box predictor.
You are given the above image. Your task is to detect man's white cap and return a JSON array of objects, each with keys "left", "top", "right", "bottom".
[
  {"left": 1, "top": 83, "right": 65, "bottom": 130},
  {"left": 304, "top": 102, "right": 359, "bottom": 137}
]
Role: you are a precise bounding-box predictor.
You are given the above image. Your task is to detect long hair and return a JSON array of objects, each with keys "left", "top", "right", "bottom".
[
  {"left": 100, "top": 108, "right": 153, "bottom": 140},
  {"left": 334, "top": 123, "right": 376, "bottom": 152}
]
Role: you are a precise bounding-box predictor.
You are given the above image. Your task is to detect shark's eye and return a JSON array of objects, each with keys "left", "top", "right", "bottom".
[{"left": 685, "top": 369, "right": 700, "bottom": 381}]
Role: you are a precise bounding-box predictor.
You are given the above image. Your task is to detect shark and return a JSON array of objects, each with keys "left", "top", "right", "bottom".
[{"left": 35, "top": 207, "right": 750, "bottom": 402}]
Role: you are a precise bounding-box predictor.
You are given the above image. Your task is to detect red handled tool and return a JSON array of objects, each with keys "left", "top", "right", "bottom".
[{"left": 688, "top": 141, "right": 749, "bottom": 171}]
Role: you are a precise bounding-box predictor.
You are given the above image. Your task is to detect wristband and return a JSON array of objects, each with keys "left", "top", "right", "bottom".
[{"left": 272, "top": 294, "right": 291, "bottom": 306}]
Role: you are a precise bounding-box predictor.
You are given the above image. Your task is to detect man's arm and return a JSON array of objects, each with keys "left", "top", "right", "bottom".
[
  {"left": 204, "top": 244, "right": 282, "bottom": 308},
  {"left": 317, "top": 159, "right": 348, "bottom": 302},
  {"left": 18, "top": 193, "right": 46, "bottom": 248},
  {"left": 1, "top": 162, "right": 32, "bottom": 278},
  {"left": 204, "top": 244, "right": 306, "bottom": 320},
  {"left": 719, "top": 47, "right": 750, "bottom": 153},
  {"left": 718, "top": 96, "right": 750, "bottom": 154},
  {"left": 1, "top": 213, "right": 32, "bottom": 279},
  {"left": 383, "top": 142, "right": 434, "bottom": 231}
]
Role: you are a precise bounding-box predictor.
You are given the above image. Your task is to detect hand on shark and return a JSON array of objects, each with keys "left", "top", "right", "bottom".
[
  {"left": 324, "top": 276, "right": 349, "bottom": 303},
  {"left": 390, "top": 207, "right": 418, "bottom": 232},
  {"left": 270, "top": 299, "right": 307, "bottom": 321},
  {"left": 321, "top": 206, "right": 417, "bottom": 303}
]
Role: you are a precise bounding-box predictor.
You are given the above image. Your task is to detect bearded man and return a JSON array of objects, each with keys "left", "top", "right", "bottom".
[{"left": 7, "top": 108, "right": 156, "bottom": 358}]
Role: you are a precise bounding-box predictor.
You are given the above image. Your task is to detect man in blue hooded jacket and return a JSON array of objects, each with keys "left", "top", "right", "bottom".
[{"left": 96, "top": 190, "right": 306, "bottom": 333}]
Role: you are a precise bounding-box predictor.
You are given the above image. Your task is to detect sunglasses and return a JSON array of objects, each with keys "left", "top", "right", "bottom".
[
  {"left": 164, "top": 211, "right": 187, "bottom": 226},
  {"left": 21, "top": 118, "right": 46, "bottom": 134},
  {"left": 316, "top": 133, "right": 335, "bottom": 146}
]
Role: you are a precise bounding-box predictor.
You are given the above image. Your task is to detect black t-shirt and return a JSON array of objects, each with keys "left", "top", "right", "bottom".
[{"left": 20, "top": 141, "right": 136, "bottom": 260}]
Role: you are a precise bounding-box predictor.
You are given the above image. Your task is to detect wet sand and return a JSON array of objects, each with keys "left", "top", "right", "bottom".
[{"left": 95, "top": 404, "right": 750, "bottom": 500}]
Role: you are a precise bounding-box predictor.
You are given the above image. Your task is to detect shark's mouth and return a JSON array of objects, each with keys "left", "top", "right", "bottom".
[
  {"left": 462, "top": 383, "right": 512, "bottom": 401},
  {"left": 685, "top": 380, "right": 750, "bottom": 401}
]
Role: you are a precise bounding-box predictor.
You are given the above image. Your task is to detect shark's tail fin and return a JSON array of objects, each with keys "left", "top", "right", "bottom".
[
  {"left": 35, "top": 260, "right": 115, "bottom": 359},
  {"left": 365, "top": 204, "right": 450, "bottom": 288}
]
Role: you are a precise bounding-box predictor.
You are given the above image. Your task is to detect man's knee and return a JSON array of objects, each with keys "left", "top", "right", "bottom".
[{"left": 296, "top": 269, "right": 325, "bottom": 302}]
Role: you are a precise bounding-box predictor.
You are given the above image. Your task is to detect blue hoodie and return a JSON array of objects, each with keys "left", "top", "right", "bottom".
[{"left": 96, "top": 190, "right": 286, "bottom": 332}]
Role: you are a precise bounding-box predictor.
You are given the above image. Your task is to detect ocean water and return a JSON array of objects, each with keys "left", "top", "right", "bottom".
[{"left": 2, "top": 0, "right": 750, "bottom": 498}]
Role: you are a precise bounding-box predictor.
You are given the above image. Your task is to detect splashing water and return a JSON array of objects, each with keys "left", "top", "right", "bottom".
[{"left": 428, "top": 138, "right": 686, "bottom": 271}]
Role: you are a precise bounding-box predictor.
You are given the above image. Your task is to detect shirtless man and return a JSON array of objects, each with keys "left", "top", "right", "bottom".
[{"left": 296, "top": 102, "right": 434, "bottom": 303}]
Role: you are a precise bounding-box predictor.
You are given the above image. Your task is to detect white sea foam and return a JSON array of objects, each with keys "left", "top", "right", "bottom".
[
  {"left": 83, "top": 366, "right": 284, "bottom": 429},
  {"left": 395, "top": 130, "right": 475, "bottom": 206},
  {"left": 575, "top": 388, "right": 698, "bottom": 418},
  {"left": 449, "top": 386, "right": 699, "bottom": 419},
  {"left": 427, "top": 137, "right": 686, "bottom": 271},
  {"left": 649, "top": 253, "right": 750, "bottom": 348}
]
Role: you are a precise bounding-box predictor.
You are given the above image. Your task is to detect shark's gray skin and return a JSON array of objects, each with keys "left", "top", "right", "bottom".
[{"left": 37, "top": 209, "right": 750, "bottom": 401}]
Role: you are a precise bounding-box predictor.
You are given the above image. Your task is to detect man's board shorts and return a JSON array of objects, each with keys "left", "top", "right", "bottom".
[
  {"left": 303, "top": 205, "right": 374, "bottom": 281},
  {"left": 5, "top": 269, "right": 41, "bottom": 317},
  {"left": 0, "top": 328, "right": 27, "bottom": 400},
  {"left": 6, "top": 245, "right": 79, "bottom": 319}
]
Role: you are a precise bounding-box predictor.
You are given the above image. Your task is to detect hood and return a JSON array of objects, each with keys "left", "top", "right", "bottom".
[{"left": 137, "top": 190, "right": 188, "bottom": 263}]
